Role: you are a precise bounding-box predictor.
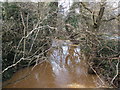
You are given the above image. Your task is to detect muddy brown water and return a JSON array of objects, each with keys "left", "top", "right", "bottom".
[{"left": 3, "top": 39, "right": 108, "bottom": 88}]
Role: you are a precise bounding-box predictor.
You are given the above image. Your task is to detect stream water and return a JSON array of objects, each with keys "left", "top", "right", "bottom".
[{"left": 3, "top": 39, "right": 108, "bottom": 88}]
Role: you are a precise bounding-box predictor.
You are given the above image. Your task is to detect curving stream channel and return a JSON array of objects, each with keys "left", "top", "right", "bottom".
[{"left": 3, "top": 39, "right": 108, "bottom": 88}]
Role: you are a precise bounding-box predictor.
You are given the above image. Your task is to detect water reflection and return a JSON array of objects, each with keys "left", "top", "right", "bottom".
[{"left": 3, "top": 39, "right": 107, "bottom": 88}]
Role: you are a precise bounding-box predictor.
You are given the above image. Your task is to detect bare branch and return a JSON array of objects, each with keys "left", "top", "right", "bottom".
[
  {"left": 103, "top": 14, "right": 120, "bottom": 22},
  {"left": 80, "top": 2, "right": 92, "bottom": 13},
  {"left": 111, "top": 59, "right": 119, "bottom": 84}
]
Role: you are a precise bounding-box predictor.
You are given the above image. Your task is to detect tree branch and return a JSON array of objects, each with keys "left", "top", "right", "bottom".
[
  {"left": 80, "top": 2, "right": 92, "bottom": 13},
  {"left": 103, "top": 14, "right": 120, "bottom": 22}
]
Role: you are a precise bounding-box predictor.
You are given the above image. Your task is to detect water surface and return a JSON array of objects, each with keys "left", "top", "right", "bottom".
[{"left": 3, "top": 39, "right": 107, "bottom": 88}]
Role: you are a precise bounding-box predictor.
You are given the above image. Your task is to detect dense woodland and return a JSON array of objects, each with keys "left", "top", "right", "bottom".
[{"left": 1, "top": 1, "right": 120, "bottom": 88}]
